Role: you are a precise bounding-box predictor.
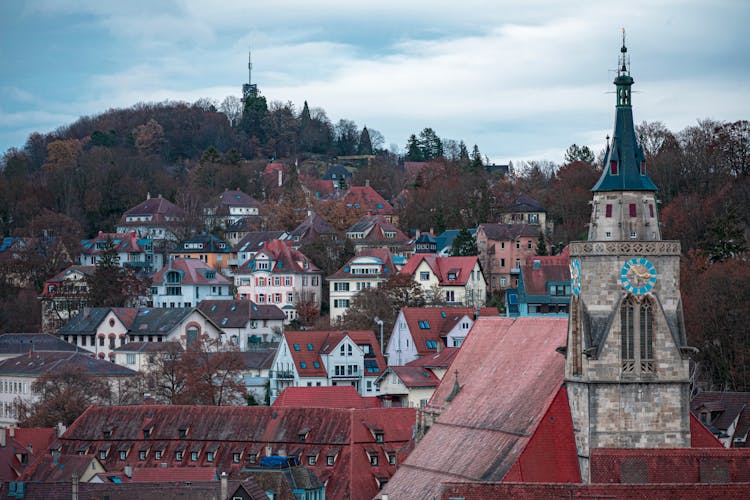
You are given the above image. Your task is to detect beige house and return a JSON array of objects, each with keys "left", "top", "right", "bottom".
[{"left": 399, "top": 254, "right": 486, "bottom": 307}]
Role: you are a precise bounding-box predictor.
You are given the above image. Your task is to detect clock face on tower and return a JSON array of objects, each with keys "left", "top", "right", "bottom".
[
  {"left": 570, "top": 258, "right": 582, "bottom": 296},
  {"left": 620, "top": 257, "right": 657, "bottom": 295}
]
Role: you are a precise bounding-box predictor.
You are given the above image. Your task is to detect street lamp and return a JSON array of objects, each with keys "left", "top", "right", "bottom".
[{"left": 374, "top": 317, "right": 384, "bottom": 355}]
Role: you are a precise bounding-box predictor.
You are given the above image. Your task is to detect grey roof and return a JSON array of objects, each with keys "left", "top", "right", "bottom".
[
  {"left": 507, "top": 193, "right": 546, "bottom": 213},
  {"left": 0, "top": 333, "right": 85, "bottom": 356},
  {"left": 238, "top": 350, "right": 276, "bottom": 370},
  {"left": 112, "top": 341, "right": 183, "bottom": 354},
  {"left": 198, "top": 300, "right": 285, "bottom": 328},
  {"left": 290, "top": 212, "right": 338, "bottom": 240},
  {"left": 129, "top": 308, "right": 195, "bottom": 336},
  {"left": 233, "top": 231, "right": 288, "bottom": 253},
  {"left": 478, "top": 223, "right": 539, "bottom": 241},
  {"left": 57, "top": 308, "right": 112, "bottom": 335},
  {"left": 322, "top": 164, "right": 352, "bottom": 181},
  {"left": 0, "top": 352, "right": 137, "bottom": 377}
]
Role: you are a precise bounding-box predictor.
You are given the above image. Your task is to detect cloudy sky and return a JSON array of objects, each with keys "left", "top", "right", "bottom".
[{"left": 1, "top": 0, "right": 748, "bottom": 164}]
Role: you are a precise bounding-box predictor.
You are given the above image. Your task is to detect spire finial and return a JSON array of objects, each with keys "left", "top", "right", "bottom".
[
  {"left": 618, "top": 28, "right": 629, "bottom": 75},
  {"left": 621, "top": 27, "right": 626, "bottom": 52}
]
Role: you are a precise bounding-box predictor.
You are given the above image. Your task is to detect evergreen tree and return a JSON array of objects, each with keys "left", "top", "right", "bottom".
[
  {"left": 418, "top": 128, "right": 443, "bottom": 160},
  {"left": 451, "top": 228, "right": 478, "bottom": 256},
  {"left": 458, "top": 140, "right": 470, "bottom": 167},
  {"left": 564, "top": 143, "right": 595, "bottom": 164},
  {"left": 239, "top": 91, "right": 269, "bottom": 144},
  {"left": 358, "top": 126, "right": 373, "bottom": 155},
  {"left": 405, "top": 134, "right": 424, "bottom": 161},
  {"left": 470, "top": 144, "right": 483, "bottom": 170},
  {"left": 535, "top": 232, "right": 548, "bottom": 256},
  {"left": 87, "top": 238, "right": 150, "bottom": 307}
]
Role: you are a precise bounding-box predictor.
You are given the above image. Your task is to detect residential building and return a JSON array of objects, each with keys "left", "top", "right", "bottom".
[
  {"left": 385, "top": 307, "right": 497, "bottom": 366},
  {"left": 692, "top": 392, "right": 750, "bottom": 448},
  {"left": 270, "top": 330, "right": 387, "bottom": 401},
  {"left": 327, "top": 248, "right": 397, "bottom": 323},
  {"left": 79, "top": 231, "right": 162, "bottom": 272},
  {"left": 116, "top": 194, "right": 185, "bottom": 241},
  {"left": 197, "top": 299, "right": 285, "bottom": 347},
  {"left": 34, "top": 404, "right": 415, "bottom": 499},
  {"left": 435, "top": 228, "right": 477, "bottom": 257},
  {"left": 113, "top": 341, "right": 183, "bottom": 373},
  {"left": 476, "top": 222, "right": 540, "bottom": 291},
  {"left": 413, "top": 232, "right": 437, "bottom": 254},
  {"left": 233, "top": 240, "right": 323, "bottom": 323},
  {"left": 496, "top": 193, "right": 551, "bottom": 234},
  {"left": 346, "top": 215, "right": 410, "bottom": 256},
  {"left": 150, "top": 258, "right": 232, "bottom": 308},
  {"left": 505, "top": 249, "right": 571, "bottom": 317},
  {"left": 341, "top": 184, "right": 397, "bottom": 223},
  {"left": 236, "top": 350, "right": 276, "bottom": 405},
  {"left": 289, "top": 211, "right": 340, "bottom": 249},
  {"left": 39, "top": 265, "right": 94, "bottom": 332},
  {"left": 232, "top": 230, "right": 289, "bottom": 269},
  {"left": 203, "top": 188, "right": 261, "bottom": 229},
  {"left": 0, "top": 332, "right": 84, "bottom": 361},
  {"left": 376, "top": 348, "right": 459, "bottom": 409},
  {"left": 170, "top": 233, "right": 233, "bottom": 274},
  {"left": 322, "top": 163, "right": 352, "bottom": 189},
  {"left": 400, "top": 254, "right": 487, "bottom": 307},
  {"left": 0, "top": 352, "right": 136, "bottom": 426},
  {"left": 57, "top": 307, "right": 224, "bottom": 360},
  {"left": 0, "top": 427, "right": 56, "bottom": 482}
]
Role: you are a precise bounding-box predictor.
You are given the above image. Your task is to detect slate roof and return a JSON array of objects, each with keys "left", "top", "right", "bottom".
[
  {"left": 692, "top": 392, "right": 750, "bottom": 445},
  {"left": 289, "top": 212, "right": 339, "bottom": 242},
  {"left": 174, "top": 232, "right": 232, "bottom": 254},
  {"left": 238, "top": 240, "right": 320, "bottom": 274},
  {"left": 506, "top": 193, "right": 546, "bottom": 213},
  {"left": 322, "top": 163, "right": 352, "bottom": 181},
  {"left": 215, "top": 189, "right": 260, "bottom": 210},
  {"left": 327, "top": 247, "right": 397, "bottom": 280},
  {"left": 119, "top": 196, "right": 185, "bottom": 225},
  {"left": 400, "top": 254, "right": 482, "bottom": 286},
  {"left": 237, "top": 350, "right": 276, "bottom": 371},
  {"left": 341, "top": 186, "right": 394, "bottom": 215},
  {"left": 112, "top": 341, "right": 183, "bottom": 354},
  {"left": 0, "top": 352, "right": 137, "bottom": 377},
  {"left": 198, "top": 300, "right": 285, "bottom": 328},
  {"left": 37, "top": 404, "right": 415, "bottom": 500},
  {"left": 346, "top": 215, "right": 408, "bottom": 246},
  {"left": 381, "top": 317, "right": 572, "bottom": 499},
  {"left": 233, "top": 231, "right": 288, "bottom": 253},
  {"left": 399, "top": 307, "right": 498, "bottom": 359},
  {"left": 283, "top": 330, "right": 387, "bottom": 378},
  {"left": 272, "top": 386, "right": 381, "bottom": 409},
  {"left": 58, "top": 307, "right": 197, "bottom": 337},
  {"left": 151, "top": 258, "right": 231, "bottom": 285},
  {"left": 478, "top": 222, "right": 539, "bottom": 241},
  {"left": 0, "top": 333, "right": 83, "bottom": 356}
]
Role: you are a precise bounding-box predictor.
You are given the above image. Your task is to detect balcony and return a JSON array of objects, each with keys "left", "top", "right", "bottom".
[{"left": 272, "top": 370, "right": 294, "bottom": 380}]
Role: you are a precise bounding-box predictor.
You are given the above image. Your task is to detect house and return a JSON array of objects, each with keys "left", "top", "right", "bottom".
[
  {"left": 33, "top": 404, "right": 415, "bottom": 499},
  {"left": 289, "top": 211, "right": 340, "bottom": 249},
  {"left": 270, "top": 330, "right": 387, "bottom": 401},
  {"left": 150, "top": 258, "right": 232, "bottom": 308},
  {"left": 112, "top": 341, "right": 183, "bottom": 373},
  {"left": 204, "top": 188, "right": 261, "bottom": 229},
  {"left": 0, "top": 352, "right": 136, "bottom": 426},
  {"left": 39, "top": 264, "right": 94, "bottom": 332},
  {"left": 505, "top": 249, "right": 571, "bottom": 317},
  {"left": 0, "top": 332, "right": 84, "bottom": 361},
  {"left": 272, "top": 386, "right": 381, "bottom": 409},
  {"left": 385, "top": 307, "right": 497, "bottom": 365},
  {"left": 413, "top": 232, "right": 437, "bottom": 254},
  {"left": 399, "top": 254, "right": 487, "bottom": 307},
  {"left": 233, "top": 240, "right": 323, "bottom": 324},
  {"left": 79, "top": 231, "right": 163, "bottom": 272},
  {"left": 197, "top": 299, "right": 285, "bottom": 347},
  {"left": 322, "top": 163, "right": 352, "bottom": 189},
  {"left": 691, "top": 392, "right": 750, "bottom": 447},
  {"left": 376, "top": 348, "right": 459, "bottom": 408},
  {"left": 346, "top": 215, "right": 410, "bottom": 256},
  {"left": 170, "top": 233, "right": 233, "bottom": 274},
  {"left": 116, "top": 193, "right": 186, "bottom": 241},
  {"left": 435, "top": 228, "right": 477, "bottom": 257},
  {"left": 57, "top": 307, "right": 224, "bottom": 360},
  {"left": 496, "top": 192, "right": 551, "bottom": 234},
  {"left": 341, "top": 184, "right": 397, "bottom": 223},
  {"left": 476, "top": 222, "right": 540, "bottom": 290},
  {"left": 237, "top": 350, "right": 277, "bottom": 405},
  {"left": 0, "top": 427, "right": 56, "bottom": 482},
  {"left": 232, "top": 230, "right": 289, "bottom": 269},
  {"left": 327, "top": 248, "right": 397, "bottom": 323}
]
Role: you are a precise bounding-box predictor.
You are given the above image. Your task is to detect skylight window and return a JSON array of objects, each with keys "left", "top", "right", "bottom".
[
  {"left": 313, "top": 361, "right": 320, "bottom": 368},
  {"left": 425, "top": 340, "right": 438, "bottom": 349},
  {"left": 418, "top": 320, "right": 430, "bottom": 329},
  {"left": 300, "top": 361, "right": 307, "bottom": 369},
  {"left": 293, "top": 344, "right": 300, "bottom": 351},
  {"left": 307, "top": 343, "right": 314, "bottom": 351}
]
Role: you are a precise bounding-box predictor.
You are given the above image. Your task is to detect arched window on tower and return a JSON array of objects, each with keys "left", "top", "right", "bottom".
[
  {"left": 639, "top": 298, "right": 654, "bottom": 373},
  {"left": 621, "top": 297, "right": 636, "bottom": 373},
  {"left": 620, "top": 295, "right": 655, "bottom": 374}
]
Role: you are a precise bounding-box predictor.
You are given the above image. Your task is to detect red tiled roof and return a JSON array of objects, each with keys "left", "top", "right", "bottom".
[
  {"left": 400, "top": 254, "right": 481, "bottom": 286},
  {"left": 80, "top": 231, "right": 147, "bottom": 255},
  {"left": 151, "top": 258, "right": 231, "bottom": 286},
  {"left": 690, "top": 413, "right": 725, "bottom": 447},
  {"left": 342, "top": 186, "right": 394, "bottom": 215},
  {"left": 216, "top": 189, "right": 259, "bottom": 209},
  {"left": 390, "top": 366, "right": 440, "bottom": 388},
  {"left": 0, "top": 428, "right": 55, "bottom": 481},
  {"left": 405, "top": 347, "right": 459, "bottom": 369},
  {"left": 381, "top": 317, "right": 570, "bottom": 499},
  {"left": 131, "top": 466, "right": 217, "bottom": 482},
  {"left": 238, "top": 239, "right": 320, "bottom": 274},
  {"left": 520, "top": 255, "right": 570, "bottom": 295},
  {"left": 273, "top": 386, "right": 381, "bottom": 408},
  {"left": 284, "top": 330, "right": 387, "bottom": 378},
  {"left": 346, "top": 215, "right": 408, "bottom": 245},
  {"left": 328, "top": 247, "right": 398, "bottom": 280},
  {"left": 21, "top": 454, "right": 98, "bottom": 482},
  {"left": 399, "top": 307, "right": 499, "bottom": 358}
]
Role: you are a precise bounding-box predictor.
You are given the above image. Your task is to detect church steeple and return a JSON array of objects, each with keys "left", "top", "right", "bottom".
[{"left": 592, "top": 31, "right": 657, "bottom": 193}]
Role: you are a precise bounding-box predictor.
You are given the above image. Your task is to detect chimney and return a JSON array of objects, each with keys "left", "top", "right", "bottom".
[
  {"left": 365, "top": 179, "right": 370, "bottom": 187},
  {"left": 124, "top": 465, "right": 133, "bottom": 478},
  {"left": 9, "top": 426, "right": 14, "bottom": 438},
  {"left": 146, "top": 192, "right": 151, "bottom": 200},
  {"left": 71, "top": 472, "right": 80, "bottom": 500},
  {"left": 277, "top": 168, "right": 283, "bottom": 187},
  {"left": 158, "top": 193, "right": 162, "bottom": 198},
  {"left": 0, "top": 429, "right": 6, "bottom": 447},
  {"left": 220, "top": 472, "right": 228, "bottom": 499}
]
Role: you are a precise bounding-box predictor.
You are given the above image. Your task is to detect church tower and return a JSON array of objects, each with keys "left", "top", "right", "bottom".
[{"left": 565, "top": 35, "right": 694, "bottom": 482}]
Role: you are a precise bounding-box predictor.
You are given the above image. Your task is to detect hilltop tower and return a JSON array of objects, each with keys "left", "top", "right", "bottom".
[
  {"left": 564, "top": 35, "right": 694, "bottom": 482},
  {"left": 242, "top": 49, "right": 258, "bottom": 100}
]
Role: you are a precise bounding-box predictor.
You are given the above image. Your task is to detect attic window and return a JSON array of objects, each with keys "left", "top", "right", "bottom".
[
  {"left": 103, "top": 430, "right": 112, "bottom": 439},
  {"left": 205, "top": 271, "right": 216, "bottom": 279},
  {"left": 293, "top": 344, "right": 301, "bottom": 351},
  {"left": 327, "top": 455, "right": 335, "bottom": 466},
  {"left": 232, "top": 452, "right": 241, "bottom": 463},
  {"left": 300, "top": 361, "right": 307, "bottom": 369},
  {"left": 313, "top": 361, "right": 320, "bottom": 368},
  {"left": 440, "top": 311, "right": 446, "bottom": 318},
  {"left": 247, "top": 453, "right": 257, "bottom": 463},
  {"left": 425, "top": 340, "right": 438, "bottom": 349},
  {"left": 447, "top": 272, "right": 457, "bottom": 281},
  {"left": 307, "top": 343, "right": 314, "bottom": 351},
  {"left": 375, "top": 432, "right": 384, "bottom": 443},
  {"left": 389, "top": 454, "right": 396, "bottom": 466},
  {"left": 143, "top": 426, "right": 153, "bottom": 438},
  {"left": 610, "top": 160, "right": 619, "bottom": 175},
  {"left": 299, "top": 429, "right": 309, "bottom": 442},
  {"left": 178, "top": 427, "right": 188, "bottom": 439},
  {"left": 418, "top": 320, "right": 430, "bottom": 329}
]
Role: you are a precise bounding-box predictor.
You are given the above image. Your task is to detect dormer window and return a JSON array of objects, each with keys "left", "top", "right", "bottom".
[
  {"left": 178, "top": 427, "right": 188, "bottom": 439},
  {"left": 103, "top": 430, "right": 112, "bottom": 439},
  {"left": 205, "top": 270, "right": 215, "bottom": 279},
  {"left": 375, "top": 432, "right": 384, "bottom": 443},
  {"left": 610, "top": 160, "right": 619, "bottom": 175},
  {"left": 447, "top": 272, "right": 457, "bottom": 281},
  {"left": 166, "top": 271, "right": 180, "bottom": 284}
]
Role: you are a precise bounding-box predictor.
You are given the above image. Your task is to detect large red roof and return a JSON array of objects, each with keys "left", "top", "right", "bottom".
[
  {"left": 273, "top": 386, "right": 381, "bottom": 409},
  {"left": 400, "top": 254, "right": 481, "bottom": 286},
  {"left": 284, "top": 330, "right": 387, "bottom": 378},
  {"left": 342, "top": 186, "right": 394, "bottom": 215},
  {"left": 151, "top": 258, "right": 231, "bottom": 286}
]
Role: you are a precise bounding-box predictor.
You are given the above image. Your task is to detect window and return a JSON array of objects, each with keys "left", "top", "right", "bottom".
[
  {"left": 447, "top": 272, "right": 456, "bottom": 281},
  {"left": 621, "top": 296, "right": 654, "bottom": 374},
  {"left": 139, "top": 450, "right": 147, "bottom": 461},
  {"left": 154, "top": 450, "right": 162, "bottom": 460},
  {"left": 527, "top": 240, "right": 533, "bottom": 249},
  {"left": 370, "top": 454, "right": 378, "bottom": 466},
  {"left": 419, "top": 271, "right": 430, "bottom": 281},
  {"left": 630, "top": 231, "right": 638, "bottom": 239},
  {"left": 500, "top": 258, "right": 505, "bottom": 267},
  {"left": 334, "top": 282, "right": 350, "bottom": 292},
  {"left": 334, "top": 299, "right": 350, "bottom": 308},
  {"left": 308, "top": 456, "right": 317, "bottom": 465},
  {"left": 515, "top": 240, "right": 520, "bottom": 249},
  {"left": 233, "top": 453, "right": 241, "bottom": 463},
  {"left": 445, "top": 291, "right": 455, "bottom": 302},
  {"left": 629, "top": 203, "right": 637, "bottom": 217},
  {"left": 206, "top": 452, "right": 214, "bottom": 462},
  {"left": 191, "top": 451, "right": 199, "bottom": 461},
  {"left": 389, "top": 454, "right": 397, "bottom": 466},
  {"left": 274, "top": 276, "right": 281, "bottom": 286},
  {"left": 99, "top": 450, "right": 107, "bottom": 460},
  {"left": 274, "top": 293, "right": 281, "bottom": 303},
  {"left": 126, "top": 353, "right": 136, "bottom": 365},
  {"left": 610, "top": 160, "right": 618, "bottom": 175},
  {"left": 606, "top": 204, "right": 613, "bottom": 218},
  {"left": 284, "top": 276, "right": 292, "bottom": 286},
  {"left": 175, "top": 451, "right": 183, "bottom": 461},
  {"left": 375, "top": 432, "right": 384, "bottom": 443},
  {"left": 327, "top": 456, "right": 335, "bottom": 466},
  {"left": 649, "top": 204, "right": 655, "bottom": 218}
]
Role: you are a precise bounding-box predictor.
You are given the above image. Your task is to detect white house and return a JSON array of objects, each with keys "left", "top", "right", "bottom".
[
  {"left": 197, "top": 299, "right": 285, "bottom": 347},
  {"left": 399, "top": 254, "right": 487, "bottom": 307},
  {"left": 116, "top": 194, "right": 185, "bottom": 241},
  {"left": 79, "top": 231, "right": 164, "bottom": 273},
  {"left": 375, "top": 348, "right": 457, "bottom": 408},
  {"left": 150, "top": 258, "right": 232, "bottom": 308},
  {"left": 269, "top": 330, "right": 386, "bottom": 403}
]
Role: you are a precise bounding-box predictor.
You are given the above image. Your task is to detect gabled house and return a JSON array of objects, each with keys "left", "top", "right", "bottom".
[
  {"left": 346, "top": 215, "right": 410, "bottom": 256},
  {"left": 270, "top": 330, "right": 387, "bottom": 401},
  {"left": 496, "top": 192, "right": 551, "bottom": 234},
  {"left": 170, "top": 233, "right": 233, "bottom": 274},
  {"left": 375, "top": 347, "right": 459, "bottom": 408},
  {"left": 341, "top": 184, "right": 397, "bottom": 223},
  {"left": 0, "top": 352, "right": 136, "bottom": 426},
  {"left": 57, "top": 306, "right": 224, "bottom": 359},
  {"left": 39, "top": 264, "right": 95, "bottom": 332},
  {"left": 197, "top": 299, "right": 285, "bottom": 347},
  {"left": 413, "top": 232, "right": 437, "bottom": 254},
  {"left": 289, "top": 211, "right": 340, "bottom": 249},
  {"left": 0, "top": 427, "right": 56, "bottom": 482},
  {"left": 79, "top": 231, "right": 162, "bottom": 272},
  {"left": 203, "top": 188, "right": 261, "bottom": 229},
  {"left": 399, "top": 254, "right": 487, "bottom": 307},
  {"left": 150, "top": 258, "right": 232, "bottom": 308},
  {"left": 39, "top": 404, "right": 415, "bottom": 499},
  {"left": 232, "top": 231, "right": 289, "bottom": 268},
  {"left": 233, "top": 240, "right": 322, "bottom": 324},
  {"left": 385, "top": 307, "right": 498, "bottom": 365},
  {"left": 506, "top": 249, "right": 571, "bottom": 317},
  {"left": 692, "top": 392, "right": 750, "bottom": 447},
  {"left": 476, "top": 222, "right": 540, "bottom": 291},
  {"left": 116, "top": 194, "right": 186, "bottom": 241},
  {"left": 322, "top": 164, "right": 353, "bottom": 190},
  {"left": 327, "top": 248, "right": 397, "bottom": 323}
]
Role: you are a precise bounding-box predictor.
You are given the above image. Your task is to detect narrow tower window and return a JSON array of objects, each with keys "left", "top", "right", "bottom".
[
  {"left": 610, "top": 161, "right": 619, "bottom": 175},
  {"left": 621, "top": 298, "right": 635, "bottom": 373},
  {"left": 621, "top": 296, "right": 655, "bottom": 374}
]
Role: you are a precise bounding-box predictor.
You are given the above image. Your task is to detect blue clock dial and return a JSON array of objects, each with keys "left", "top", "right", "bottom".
[
  {"left": 620, "top": 258, "right": 657, "bottom": 295},
  {"left": 570, "top": 258, "right": 582, "bottom": 296}
]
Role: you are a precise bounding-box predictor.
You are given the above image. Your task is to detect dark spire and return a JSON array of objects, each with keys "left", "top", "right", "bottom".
[{"left": 592, "top": 31, "right": 657, "bottom": 192}]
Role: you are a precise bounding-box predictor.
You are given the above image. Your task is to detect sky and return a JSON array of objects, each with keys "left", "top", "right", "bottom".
[{"left": 1, "top": 0, "right": 748, "bottom": 166}]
